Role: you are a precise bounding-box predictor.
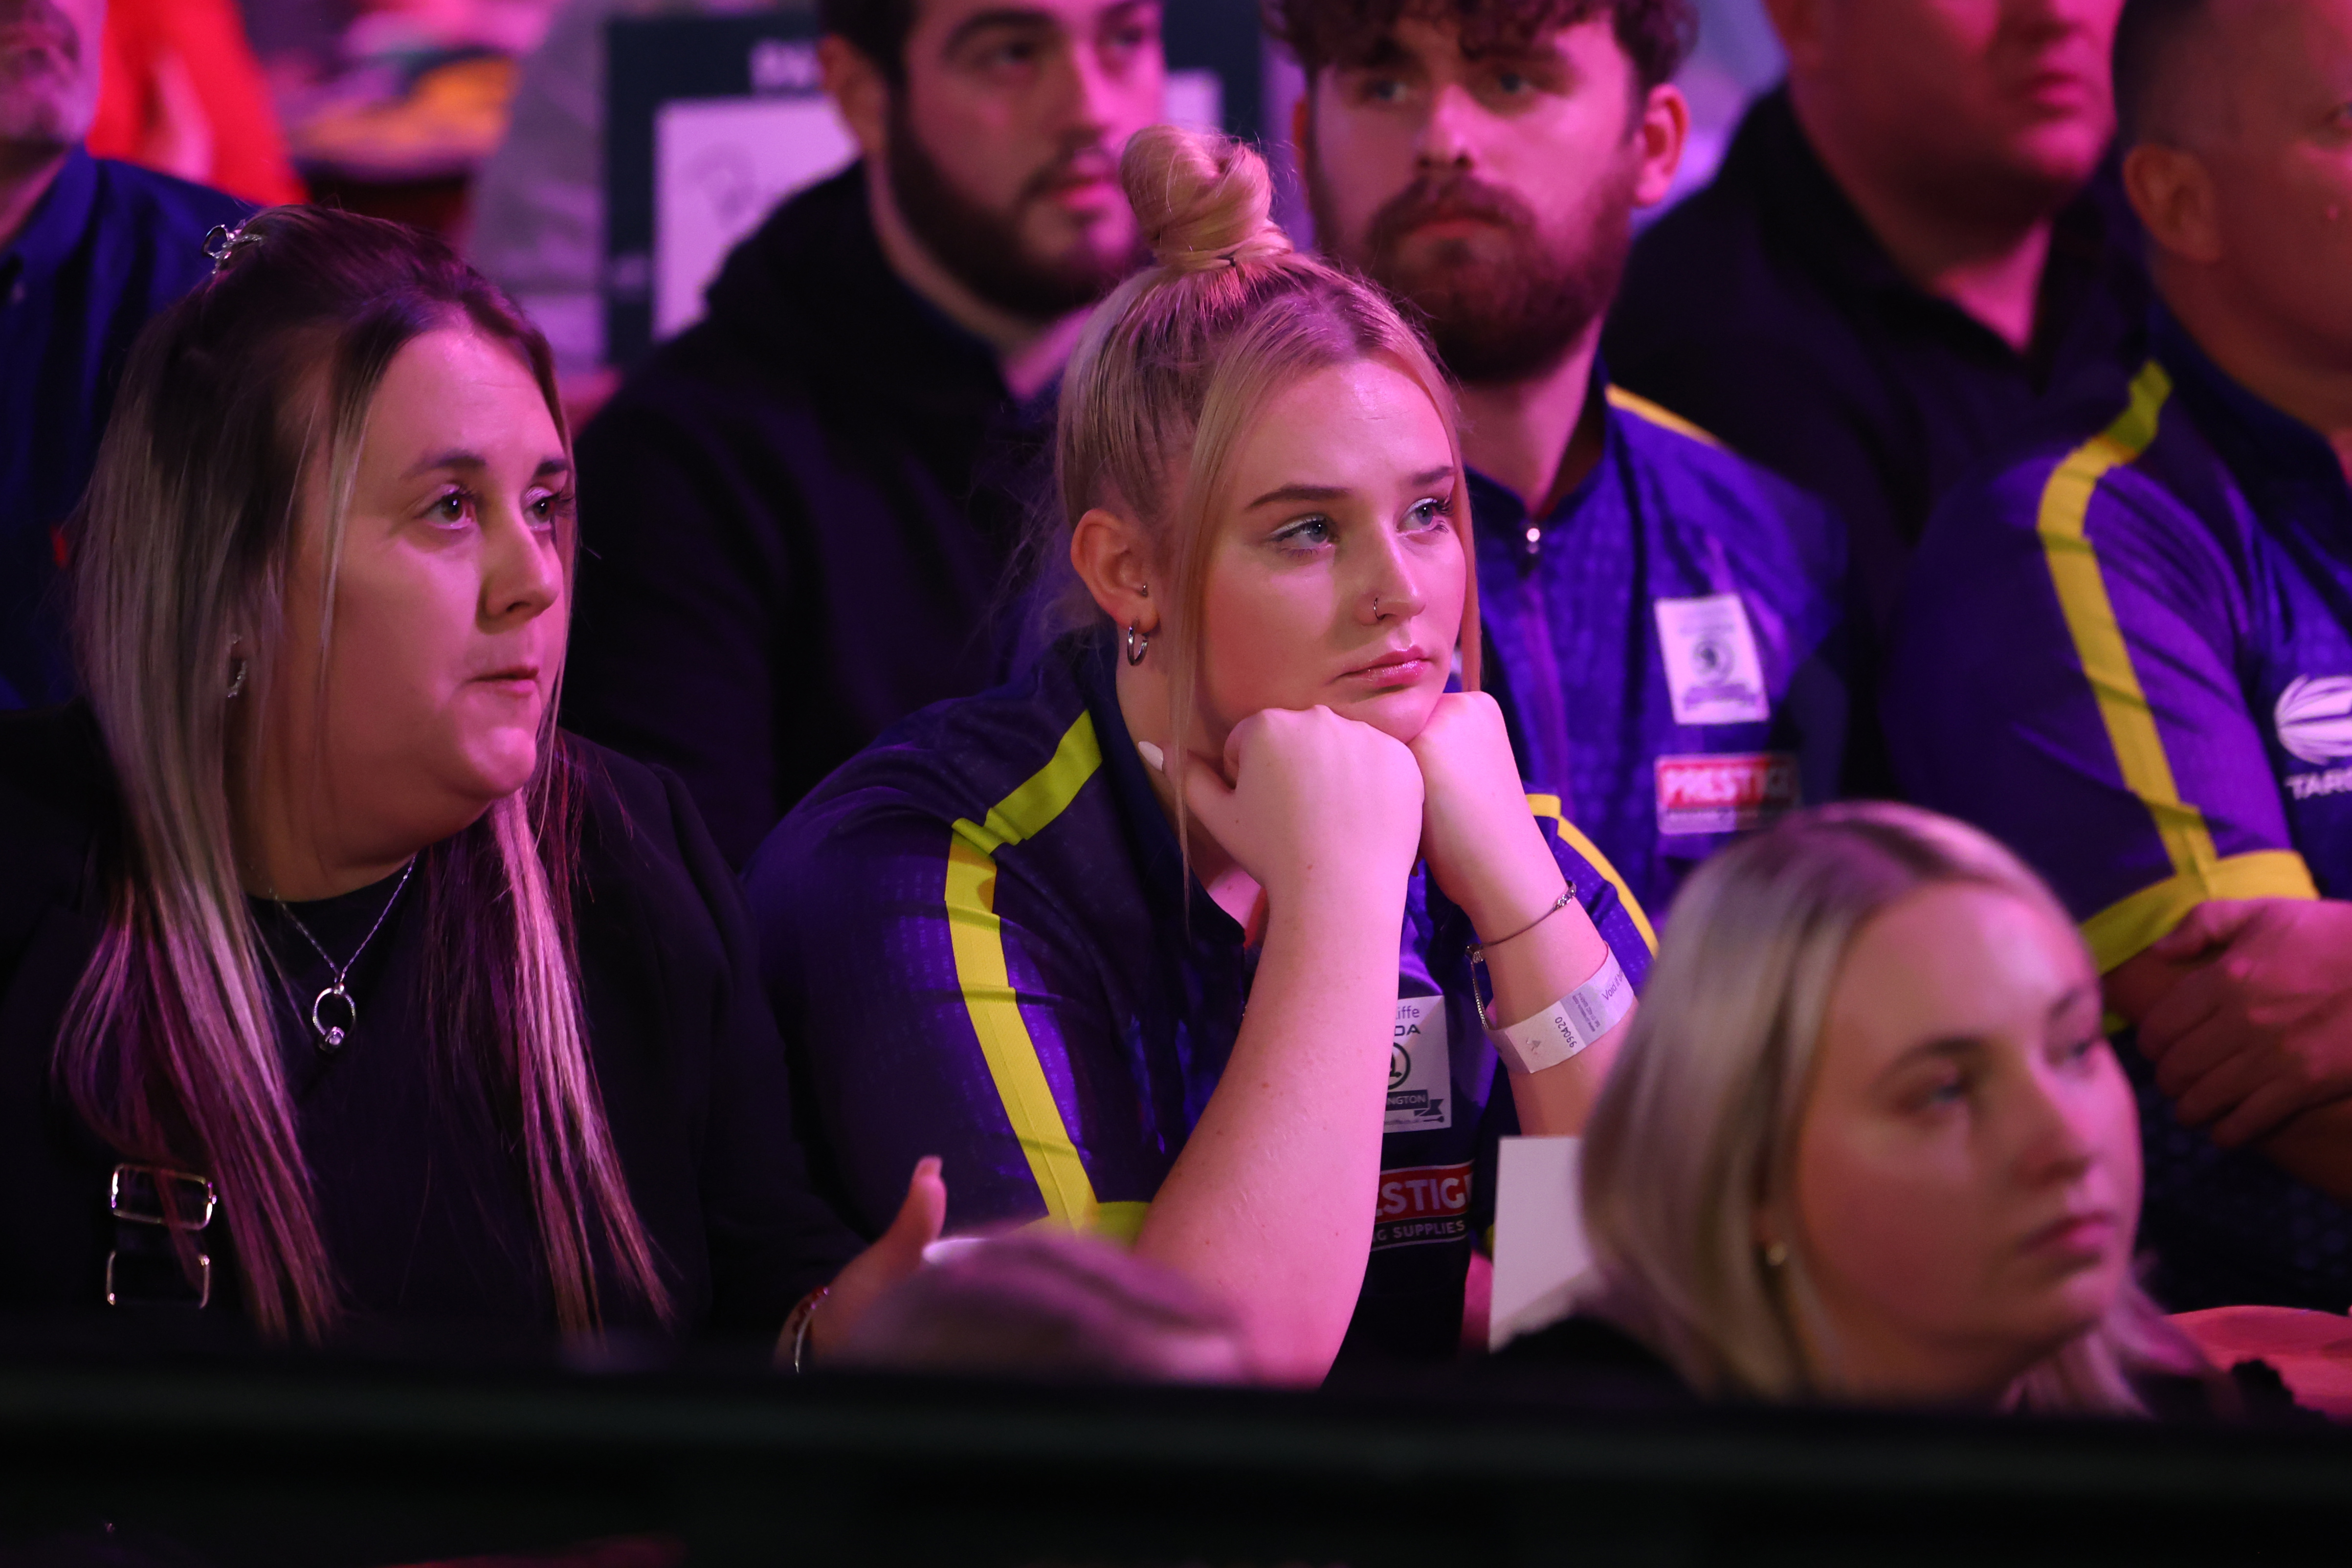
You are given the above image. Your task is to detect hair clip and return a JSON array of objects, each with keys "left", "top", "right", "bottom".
[{"left": 202, "top": 221, "right": 259, "bottom": 273}]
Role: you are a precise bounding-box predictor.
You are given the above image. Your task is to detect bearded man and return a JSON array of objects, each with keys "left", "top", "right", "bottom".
[
  {"left": 1279, "top": 0, "right": 1850, "bottom": 913},
  {"left": 568, "top": 0, "right": 1163, "bottom": 864}
]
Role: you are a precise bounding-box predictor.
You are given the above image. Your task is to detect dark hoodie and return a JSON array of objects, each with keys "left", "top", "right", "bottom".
[{"left": 567, "top": 165, "right": 1047, "bottom": 866}]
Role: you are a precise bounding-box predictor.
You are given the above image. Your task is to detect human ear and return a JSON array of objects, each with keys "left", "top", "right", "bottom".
[
  {"left": 2123, "top": 143, "right": 2224, "bottom": 267},
  {"left": 820, "top": 34, "right": 890, "bottom": 160},
  {"left": 1068, "top": 507, "right": 1161, "bottom": 634},
  {"left": 1631, "top": 81, "right": 1690, "bottom": 209}
]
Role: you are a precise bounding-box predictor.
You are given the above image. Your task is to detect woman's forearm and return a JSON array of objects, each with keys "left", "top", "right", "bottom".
[
  {"left": 1132, "top": 879, "right": 1408, "bottom": 1384},
  {"left": 1453, "top": 835, "right": 1630, "bottom": 1138}
]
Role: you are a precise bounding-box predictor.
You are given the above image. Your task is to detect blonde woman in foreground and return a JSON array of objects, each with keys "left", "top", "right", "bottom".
[{"left": 1507, "top": 802, "right": 2297, "bottom": 1420}]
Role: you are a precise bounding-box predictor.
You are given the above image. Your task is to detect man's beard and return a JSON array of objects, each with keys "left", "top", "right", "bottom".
[
  {"left": 1319, "top": 164, "right": 1636, "bottom": 386},
  {"left": 886, "top": 101, "right": 1141, "bottom": 323}
]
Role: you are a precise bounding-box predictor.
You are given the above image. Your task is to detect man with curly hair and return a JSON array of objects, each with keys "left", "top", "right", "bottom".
[{"left": 1274, "top": 0, "right": 1852, "bottom": 917}]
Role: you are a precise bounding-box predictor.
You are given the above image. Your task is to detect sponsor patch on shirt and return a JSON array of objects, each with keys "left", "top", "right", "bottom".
[
  {"left": 2276, "top": 675, "right": 2352, "bottom": 766},
  {"left": 1656, "top": 751, "right": 1800, "bottom": 836},
  {"left": 1653, "top": 593, "right": 1770, "bottom": 725},
  {"left": 1386, "top": 994, "right": 1452, "bottom": 1133},
  {"left": 1373, "top": 1161, "right": 1472, "bottom": 1251}
]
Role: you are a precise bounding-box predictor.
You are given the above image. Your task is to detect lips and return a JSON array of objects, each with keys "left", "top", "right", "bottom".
[
  {"left": 2019, "top": 1208, "right": 2119, "bottom": 1262},
  {"left": 1339, "top": 646, "right": 1436, "bottom": 689}
]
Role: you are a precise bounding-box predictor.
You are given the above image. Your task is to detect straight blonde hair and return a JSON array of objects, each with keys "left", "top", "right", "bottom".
[
  {"left": 63, "top": 206, "right": 668, "bottom": 1340},
  {"left": 1037, "top": 125, "right": 1478, "bottom": 866},
  {"left": 1579, "top": 802, "right": 2208, "bottom": 1414}
]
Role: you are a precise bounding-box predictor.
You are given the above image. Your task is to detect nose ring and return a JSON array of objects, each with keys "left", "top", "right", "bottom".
[{"left": 1373, "top": 594, "right": 1383, "bottom": 620}]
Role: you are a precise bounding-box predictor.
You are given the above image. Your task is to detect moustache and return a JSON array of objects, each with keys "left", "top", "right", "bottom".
[
  {"left": 1366, "top": 175, "right": 1538, "bottom": 255},
  {"left": 1018, "top": 143, "right": 1122, "bottom": 206}
]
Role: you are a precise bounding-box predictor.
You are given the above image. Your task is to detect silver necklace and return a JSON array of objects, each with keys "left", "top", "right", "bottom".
[{"left": 272, "top": 857, "right": 417, "bottom": 1053}]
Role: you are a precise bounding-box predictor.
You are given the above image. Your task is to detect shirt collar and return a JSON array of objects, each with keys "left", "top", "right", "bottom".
[
  {"left": 1464, "top": 361, "right": 1621, "bottom": 565},
  {"left": 2151, "top": 303, "right": 2352, "bottom": 508},
  {"left": 0, "top": 145, "right": 97, "bottom": 287},
  {"left": 1735, "top": 85, "right": 2138, "bottom": 373}
]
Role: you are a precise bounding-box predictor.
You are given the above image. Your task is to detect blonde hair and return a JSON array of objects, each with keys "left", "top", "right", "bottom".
[
  {"left": 1038, "top": 125, "right": 1476, "bottom": 855},
  {"left": 1579, "top": 802, "right": 2207, "bottom": 1414},
  {"left": 63, "top": 206, "right": 667, "bottom": 1341}
]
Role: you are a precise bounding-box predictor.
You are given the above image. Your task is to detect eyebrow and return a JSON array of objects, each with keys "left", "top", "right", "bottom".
[
  {"left": 399, "top": 450, "right": 572, "bottom": 482},
  {"left": 1877, "top": 985, "right": 2100, "bottom": 1078},
  {"left": 1245, "top": 467, "right": 1454, "bottom": 511},
  {"left": 941, "top": 8, "right": 1061, "bottom": 51}
]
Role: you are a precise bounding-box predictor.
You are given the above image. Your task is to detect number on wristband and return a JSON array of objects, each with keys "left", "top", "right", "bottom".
[{"left": 1483, "top": 948, "right": 1635, "bottom": 1075}]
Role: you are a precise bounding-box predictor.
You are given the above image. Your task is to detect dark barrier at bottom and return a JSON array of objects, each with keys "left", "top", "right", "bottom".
[{"left": 0, "top": 1324, "right": 2346, "bottom": 1567}]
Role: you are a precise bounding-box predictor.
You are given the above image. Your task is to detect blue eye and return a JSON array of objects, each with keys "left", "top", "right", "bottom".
[
  {"left": 1406, "top": 497, "right": 1452, "bottom": 530},
  {"left": 1274, "top": 516, "right": 1334, "bottom": 551}
]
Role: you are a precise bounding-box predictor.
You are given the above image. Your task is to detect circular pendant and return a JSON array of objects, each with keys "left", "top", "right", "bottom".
[{"left": 311, "top": 984, "right": 357, "bottom": 1053}]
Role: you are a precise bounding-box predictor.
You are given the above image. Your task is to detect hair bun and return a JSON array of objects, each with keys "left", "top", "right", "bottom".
[{"left": 1120, "top": 124, "right": 1293, "bottom": 275}]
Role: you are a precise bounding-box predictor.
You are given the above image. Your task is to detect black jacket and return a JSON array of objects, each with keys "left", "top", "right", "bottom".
[
  {"left": 566, "top": 164, "right": 1047, "bottom": 866},
  {"left": 1605, "top": 88, "right": 2149, "bottom": 634},
  {"left": 0, "top": 705, "right": 861, "bottom": 1347}
]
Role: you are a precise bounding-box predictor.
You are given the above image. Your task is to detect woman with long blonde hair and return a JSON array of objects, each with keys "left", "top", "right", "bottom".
[
  {"left": 0, "top": 205, "right": 936, "bottom": 1352},
  {"left": 1511, "top": 802, "right": 2226, "bottom": 1415},
  {"left": 750, "top": 125, "right": 1655, "bottom": 1385}
]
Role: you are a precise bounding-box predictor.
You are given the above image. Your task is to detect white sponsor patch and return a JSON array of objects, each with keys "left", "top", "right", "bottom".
[
  {"left": 1387, "top": 994, "right": 1452, "bottom": 1133},
  {"left": 2275, "top": 675, "right": 2352, "bottom": 766},
  {"left": 1653, "top": 593, "right": 1770, "bottom": 725}
]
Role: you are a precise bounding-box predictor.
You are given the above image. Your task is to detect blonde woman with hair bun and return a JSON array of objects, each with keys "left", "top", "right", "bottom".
[
  {"left": 1507, "top": 802, "right": 2260, "bottom": 1418},
  {"left": 752, "top": 125, "right": 1656, "bottom": 1385}
]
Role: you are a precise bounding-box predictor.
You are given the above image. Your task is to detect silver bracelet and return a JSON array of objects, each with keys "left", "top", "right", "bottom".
[{"left": 1468, "top": 886, "right": 1574, "bottom": 955}]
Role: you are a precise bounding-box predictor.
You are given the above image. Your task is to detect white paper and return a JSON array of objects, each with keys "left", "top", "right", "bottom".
[{"left": 1489, "top": 1134, "right": 1593, "bottom": 1350}]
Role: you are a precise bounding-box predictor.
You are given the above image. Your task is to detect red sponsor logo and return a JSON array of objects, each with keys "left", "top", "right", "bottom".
[
  {"left": 1373, "top": 1162, "right": 1473, "bottom": 1251},
  {"left": 1655, "top": 751, "right": 1799, "bottom": 836}
]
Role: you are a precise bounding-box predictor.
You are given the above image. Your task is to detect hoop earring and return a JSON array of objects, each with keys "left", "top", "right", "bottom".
[
  {"left": 226, "top": 659, "right": 248, "bottom": 700},
  {"left": 1124, "top": 624, "right": 1150, "bottom": 666}
]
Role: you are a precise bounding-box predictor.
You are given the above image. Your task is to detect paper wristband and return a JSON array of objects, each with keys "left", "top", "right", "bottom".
[{"left": 1487, "top": 948, "right": 1635, "bottom": 1076}]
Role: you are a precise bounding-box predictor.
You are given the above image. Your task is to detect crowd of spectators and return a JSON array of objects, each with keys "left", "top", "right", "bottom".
[{"left": 2, "top": 0, "right": 2351, "bottom": 1436}]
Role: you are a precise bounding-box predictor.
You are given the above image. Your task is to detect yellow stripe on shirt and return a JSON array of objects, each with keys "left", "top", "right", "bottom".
[
  {"left": 1605, "top": 386, "right": 1725, "bottom": 450},
  {"left": 1525, "top": 794, "right": 1658, "bottom": 954},
  {"left": 2034, "top": 360, "right": 2317, "bottom": 969},
  {"left": 944, "top": 712, "right": 1108, "bottom": 1229},
  {"left": 2081, "top": 850, "right": 2318, "bottom": 974}
]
